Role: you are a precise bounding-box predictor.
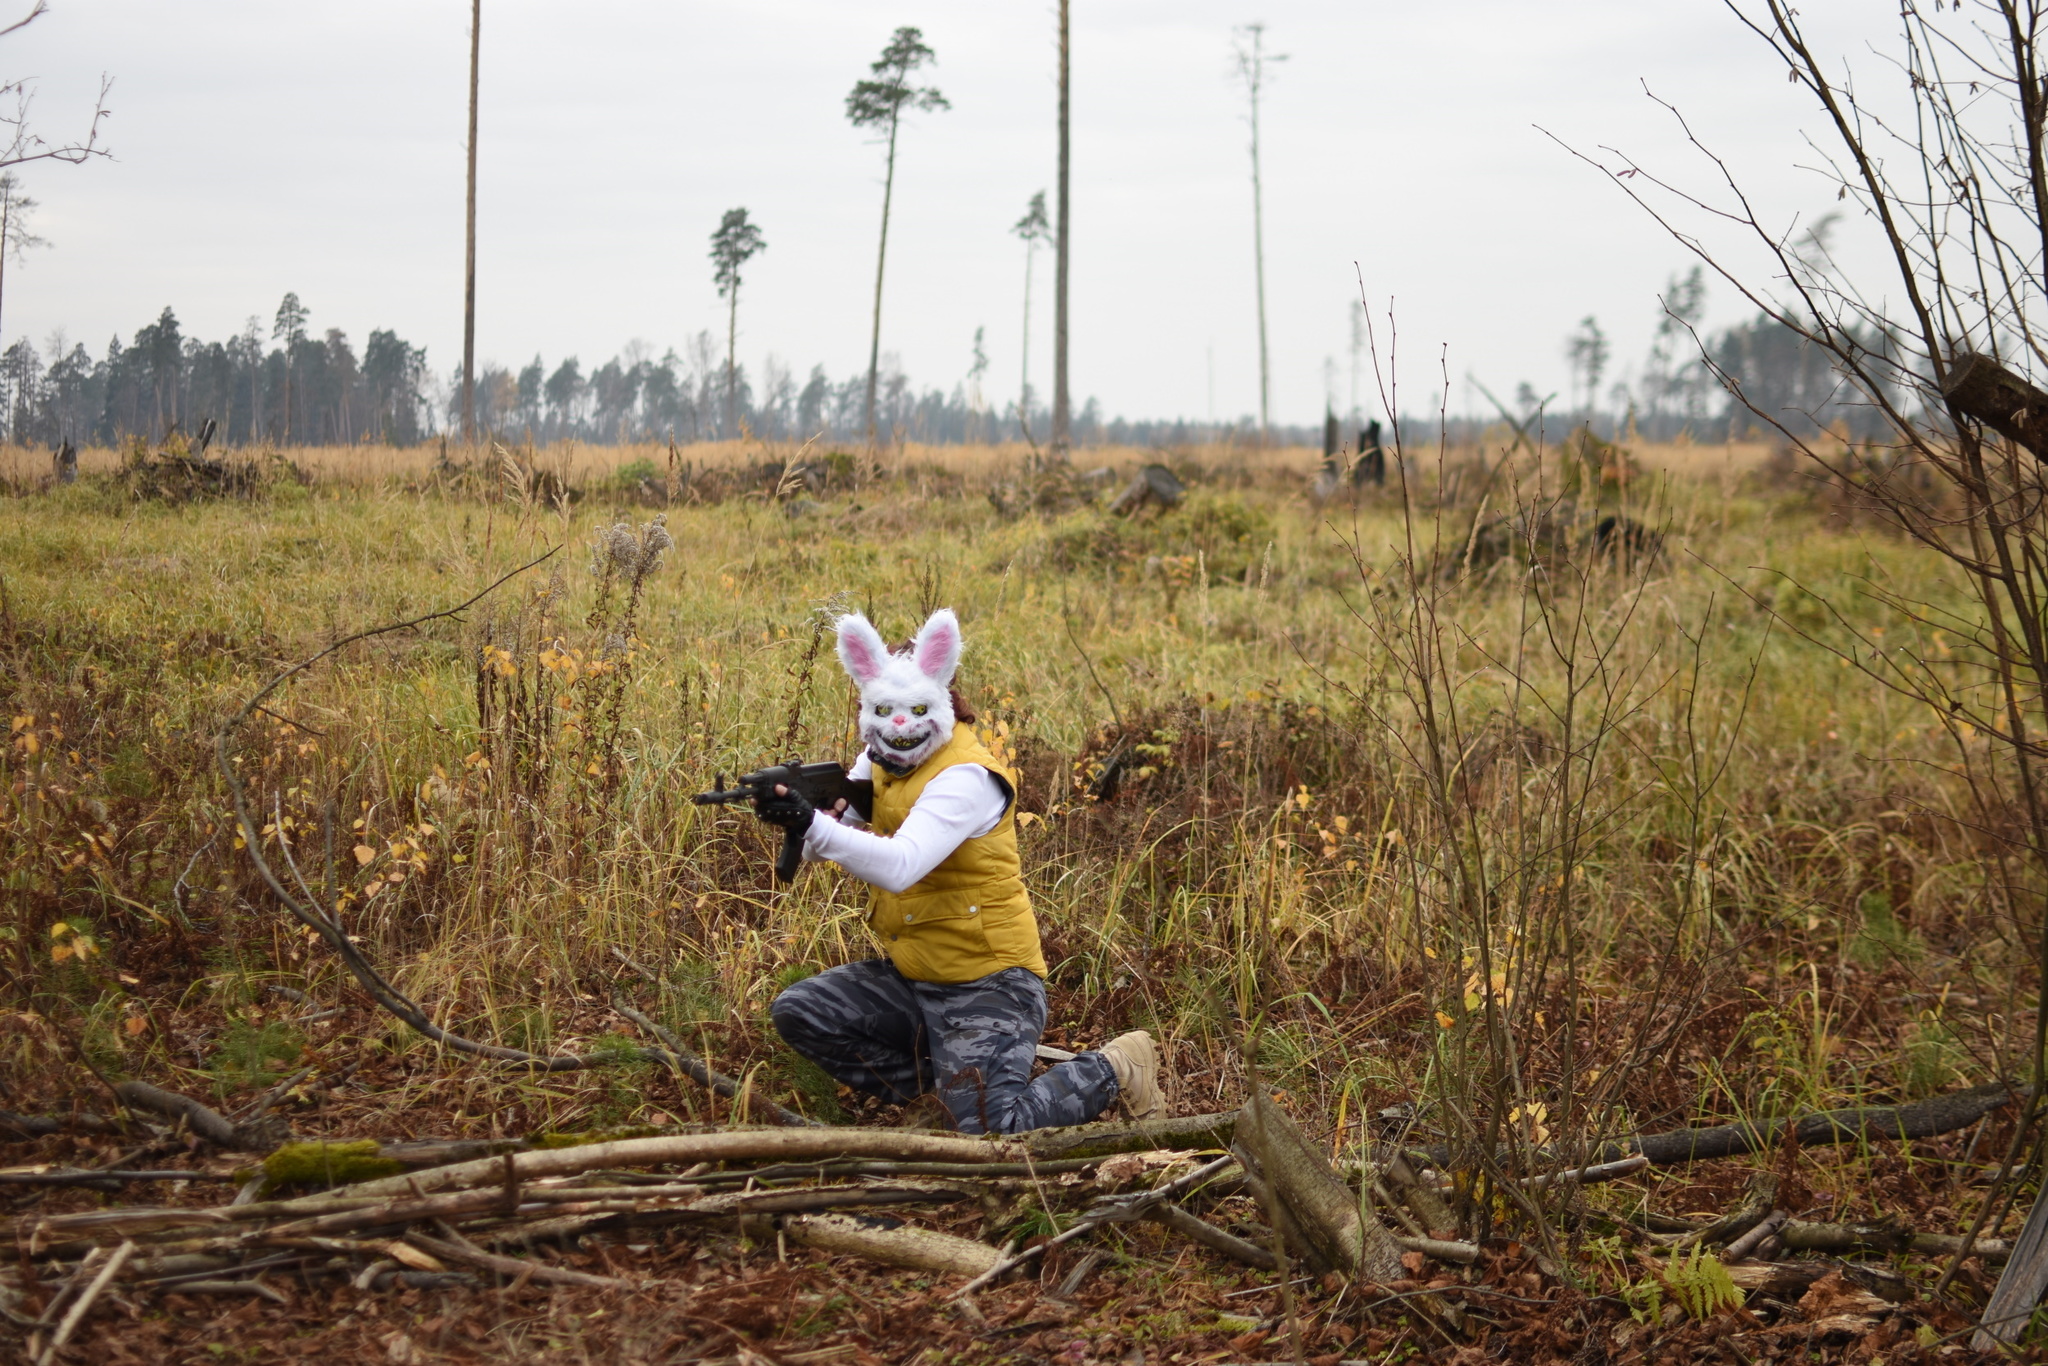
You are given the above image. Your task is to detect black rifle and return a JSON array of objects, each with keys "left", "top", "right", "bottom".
[{"left": 692, "top": 761, "right": 875, "bottom": 882}]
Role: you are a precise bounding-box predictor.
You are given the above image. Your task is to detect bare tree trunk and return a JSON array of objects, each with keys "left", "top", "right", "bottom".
[
  {"left": 726, "top": 285, "right": 739, "bottom": 437},
  {"left": 863, "top": 116, "right": 900, "bottom": 450},
  {"left": 1246, "top": 26, "right": 1271, "bottom": 444},
  {"left": 461, "top": 0, "right": 481, "bottom": 445},
  {"left": 0, "top": 192, "right": 12, "bottom": 360},
  {"left": 1051, "top": 0, "right": 1072, "bottom": 457},
  {"left": 1020, "top": 240, "right": 1034, "bottom": 440}
]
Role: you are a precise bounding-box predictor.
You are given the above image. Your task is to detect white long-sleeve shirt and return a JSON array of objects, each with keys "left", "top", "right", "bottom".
[{"left": 801, "top": 750, "right": 1008, "bottom": 894}]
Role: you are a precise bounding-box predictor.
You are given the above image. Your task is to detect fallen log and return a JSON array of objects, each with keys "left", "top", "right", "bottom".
[
  {"left": 403, "top": 1231, "right": 629, "bottom": 1289},
  {"left": 1148, "top": 1203, "right": 1278, "bottom": 1270},
  {"left": 1395, "top": 1235, "right": 1481, "bottom": 1266},
  {"left": 768, "top": 1212, "right": 1003, "bottom": 1278},
  {"left": 1419, "top": 1084, "right": 2021, "bottom": 1171},
  {"left": 1780, "top": 1218, "right": 2014, "bottom": 1266},
  {"left": 21, "top": 1194, "right": 390, "bottom": 1247},
  {"left": 1661, "top": 1173, "right": 1778, "bottom": 1250},
  {"left": 1597, "top": 1082, "right": 2022, "bottom": 1165},
  {"left": 1021, "top": 1112, "right": 1238, "bottom": 1161},
  {"left": 1238, "top": 1090, "right": 1405, "bottom": 1281},
  {"left": 346, "top": 1129, "right": 1027, "bottom": 1198},
  {"left": 1725, "top": 1260, "right": 1912, "bottom": 1305},
  {"left": 112, "top": 1083, "right": 241, "bottom": 1149},
  {"left": 0, "top": 1169, "right": 240, "bottom": 1187},
  {"left": 1383, "top": 1152, "right": 1455, "bottom": 1232},
  {"left": 1721, "top": 1210, "right": 1789, "bottom": 1263},
  {"left": 163, "top": 1279, "right": 286, "bottom": 1303},
  {"left": 0, "top": 1110, "right": 127, "bottom": 1142},
  {"left": 344, "top": 1118, "right": 1237, "bottom": 1199}
]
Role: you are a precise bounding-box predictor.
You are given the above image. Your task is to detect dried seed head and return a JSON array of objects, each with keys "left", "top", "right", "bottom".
[
  {"left": 640, "top": 515, "right": 675, "bottom": 569},
  {"left": 607, "top": 522, "right": 640, "bottom": 571},
  {"left": 589, "top": 520, "right": 639, "bottom": 576}
]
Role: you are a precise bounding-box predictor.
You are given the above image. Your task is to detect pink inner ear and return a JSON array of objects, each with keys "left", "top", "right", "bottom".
[
  {"left": 840, "top": 629, "right": 885, "bottom": 683},
  {"left": 916, "top": 622, "right": 959, "bottom": 680}
]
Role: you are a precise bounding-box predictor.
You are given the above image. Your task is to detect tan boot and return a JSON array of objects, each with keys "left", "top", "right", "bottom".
[{"left": 1099, "top": 1030, "right": 1166, "bottom": 1121}]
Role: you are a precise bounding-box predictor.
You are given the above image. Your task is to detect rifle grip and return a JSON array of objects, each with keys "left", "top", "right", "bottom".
[{"left": 774, "top": 825, "right": 805, "bottom": 883}]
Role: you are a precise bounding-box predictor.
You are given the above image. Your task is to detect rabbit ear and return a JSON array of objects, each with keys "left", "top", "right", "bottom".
[
  {"left": 836, "top": 614, "right": 890, "bottom": 685},
  {"left": 911, "top": 608, "right": 963, "bottom": 686}
]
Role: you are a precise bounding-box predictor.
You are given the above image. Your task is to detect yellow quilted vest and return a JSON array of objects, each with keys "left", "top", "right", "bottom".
[{"left": 867, "top": 726, "right": 1046, "bottom": 983}]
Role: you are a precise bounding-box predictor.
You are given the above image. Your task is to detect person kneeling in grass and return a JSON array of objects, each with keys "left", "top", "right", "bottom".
[{"left": 756, "top": 607, "right": 1162, "bottom": 1134}]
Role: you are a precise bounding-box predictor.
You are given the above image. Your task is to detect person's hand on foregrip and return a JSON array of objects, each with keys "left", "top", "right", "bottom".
[{"left": 755, "top": 783, "right": 815, "bottom": 831}]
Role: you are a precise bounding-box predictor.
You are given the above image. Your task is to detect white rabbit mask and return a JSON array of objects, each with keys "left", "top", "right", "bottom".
[{"left": 836, "top": 608, "right": 962, "bottom": 774}]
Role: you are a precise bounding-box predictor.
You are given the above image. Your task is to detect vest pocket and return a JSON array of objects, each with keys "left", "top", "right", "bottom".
[{"left": 901, "top": 922, "right": 993, "bottom": 982}]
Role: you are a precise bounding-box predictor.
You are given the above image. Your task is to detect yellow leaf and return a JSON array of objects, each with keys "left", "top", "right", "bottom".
[
  {"left": 49, "top": 922, "right": 71, "bottom": 939},
  {"left": 352, "top": 844, "right": 376, "bottom": 866},
  {"left": 1435, "top": 1011, "right": 1455, "bottom": 1029},
  {"left": 1463, "top": 991, "right": 1483, "bottom": 1012},
  {"left": 1016, "top": 811, "right": 1039, "bottom": 828},
  {"left": 124, "top": 1015, "right": 149, "bottom": 1036}
]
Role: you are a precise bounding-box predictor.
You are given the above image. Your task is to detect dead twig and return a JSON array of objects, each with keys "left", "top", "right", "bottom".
[
  {"left": 402, "top": 1231, "right": 630, "bottom": 1289},
  {"left": 34, "top": 1239, "right": 131, "bottom": 1366},
  {"left": 954, "top": 1153, "right": 1237, "bottom": 1297},
  {"left": 610, "top": 996, "right": 812, "bottom": 1127}
]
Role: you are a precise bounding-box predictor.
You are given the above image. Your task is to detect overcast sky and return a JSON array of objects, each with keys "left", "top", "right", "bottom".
[{"left": 4, "top": 1, "right": 1901, "bottom": 428}]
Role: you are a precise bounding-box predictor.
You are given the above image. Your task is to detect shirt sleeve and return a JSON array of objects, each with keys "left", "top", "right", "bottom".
[
  {"left": 834, "top": 752, "right": 876, "bottom": 828},
  {"left": 802, "top": 764, "right": 1009, "bottom": 894}
]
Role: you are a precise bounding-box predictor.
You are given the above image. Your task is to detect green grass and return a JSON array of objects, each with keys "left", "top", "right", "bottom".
[{"left": 0, "top": 443, "right": 2025, "bottom": 1197}]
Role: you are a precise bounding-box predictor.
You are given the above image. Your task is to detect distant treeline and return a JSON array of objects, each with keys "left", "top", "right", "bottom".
[
  {"left": 0, "top": 294, "right": 1321, "bottom": 451},
  {"left": 0, "top": 285, "right": 1899, "bottom": 452}
]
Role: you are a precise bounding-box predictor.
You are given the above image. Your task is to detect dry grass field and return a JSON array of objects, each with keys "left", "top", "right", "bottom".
[{"left": 0, "top": 433, "right": 2029, "bottom": 1361}]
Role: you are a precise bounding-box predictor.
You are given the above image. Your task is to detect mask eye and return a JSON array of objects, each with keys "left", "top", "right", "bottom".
[
  {"left": 911, "top": 704, "right": 928, "bottom": 716},
  {"left": 874, "top": 704, "right": 889, "bottom": 716}
]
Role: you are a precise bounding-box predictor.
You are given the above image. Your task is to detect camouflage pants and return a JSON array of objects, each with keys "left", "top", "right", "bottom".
[{"left": 770, "top": 959, "right": 1119, "bottom": 1135}]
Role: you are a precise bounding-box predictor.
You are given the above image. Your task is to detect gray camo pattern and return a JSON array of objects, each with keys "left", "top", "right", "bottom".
[{"left": 770, "top": 959, "right": 1118, "bottom": 1134}]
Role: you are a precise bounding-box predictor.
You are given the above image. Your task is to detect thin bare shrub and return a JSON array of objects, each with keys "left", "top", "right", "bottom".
[
  {"left": 1317, "top": 357, "right": 1754, "bottom": 1248},
  {"left": 1563, "top": 0, "right": 2048, "bottom": 1328}
]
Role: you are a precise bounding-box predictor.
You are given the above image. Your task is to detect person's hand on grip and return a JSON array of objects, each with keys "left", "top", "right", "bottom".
[{"left": 754, "top": 782, "right": 816, "bottom": 831}]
